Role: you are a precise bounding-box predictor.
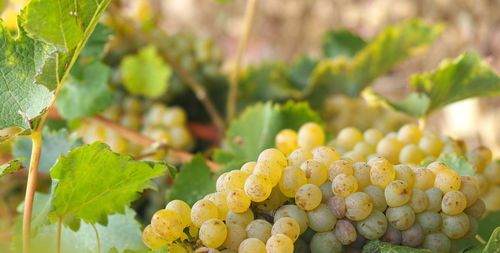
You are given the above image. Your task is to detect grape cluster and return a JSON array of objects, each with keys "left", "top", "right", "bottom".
[
  {"left": 77, "top": 97, "right": 193, "bottom": 159},
  {"left": 324, "top": 94, "right": 413, "bottom": 134},
  {"left": 142, "top": 122, "right": 485, "bottom": 253}
]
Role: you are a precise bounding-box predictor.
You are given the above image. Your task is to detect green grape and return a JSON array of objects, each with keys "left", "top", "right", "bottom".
[
  {"left": 462, "top": 215, "right": 478, "bottom": 240},
  {"left": 413, "top": 167, "right": 435, "bottom": 191},
  {"left": 191, "top": 199, "right": 219, "bottom": 227},
  {"left": 276, "top": 129, "right": 299, "bottom": 155},
  {"left": 226, "top": 209, "right": 254, "bottom": 228},
  {"left": 266, "top": 234, "right": 295, "bottom": 253},
  {"left": 298, "top": 123, "right": 325, "bottom": 150},
  {"left": 416, "top": 211, "right": 441, "bottom": 234},
  {"left": 328, "top": 159, "right": 354, "bottom": 181},
  {"left": 275, "top": 205, "right": 309, "bottom": 234},
  {"left": 363, "top": 128, "right": 383, "bottom": 146},
  {"left": 345, "top": 192, "right": 373, "bottom": 221},
  {"left": 422, "top": 232, "right": 451, "bottom": 253},
  {"left": 194, "top": 247, "right": 221, "bottom": 253},
  {"left": 459, "top": 177, "right": 479, "bottom": 207},
  {"left": 353, "top": 162, "right": 371, "bottom": 189},
  {"left": 311, "top": 146, "right": 340, "bottom": 167},
  {"left": 239, "top": 238, "right": 267, "bottom": 253},
  {"left": 332, "top": 173, "right": 358, "bottom": 198},
  {"left": 401, "top": 223, "right": 424, "bottom": 247},
  {"left": 280, "top": 166, "right": 308, "bottom": 198},
  {"left": 162, "top": 107, "right": 187, "bottom": 127},
  {"left": 295, "top": 184, "right": 322, "bottom": 211},
  {"left": 440, "top": 212, "right": 470, "bottom": 239},
  {"left": 353, "top": 142, "right": 376, "bottom": 158},
  {"left": 464, "top": 199, "right": 486, "bottom": 219},
  {"left": 385, "top": 180, "right": 411, "bottom": 207},
  {"left": 467, "top": 146, "right": 492, "bottom": 173},
  {"left": 418, "top": 133, "right": 444, "bottom": 157},
  {"left": 246, "top": 219, "right": 272, "bottom": 243},
  {"left": 399, "top": 144, "right": 425, "bottom": 165},
  {"left": 426, "top": 161, "right": 450, "bottom": 175},
  {"left": 256, "top": 187, "right": 287, "bottom": 211},
  {"left": 254, "top": 160, "right": 283, "bottom": 186},
  {"left": 310, "top": 231, "right": 342, "bottom": 253},
  {"left": 165, "top": 200, "right": 191, "bottom": 227},
  {"left": 142, "top": 224, "right": 168, "bottom": 249},
  {"left": 288, "top": 148, "right": 313, "bottom": 167},
  {"left": 226, "top": 189, "right": 251, "bottom": 213},
  {"left": 223, "top": 224, "right": 247, "bottom": 250},
  {"left": 386, "top": 205, "right": 415, "bottom": 230},
  {"left": 240, "top": 161, "right": 256, "bottom": 174},
  {"left": 272, "top": 217, "right": 301, "bottom": 241},
  {"left": 333, "top": 219, "right": 357, "bottom": 245},
  {"left": 484, "top": 161, "right": 500, "bottom": 184},
  {"left": 244, "top": 174, "right": 273, "bottom": 202},
  {"left": 397, "top": 124, "right": 422, "bottom": 145},
  {"left": 343, "top": 150, "right": 365, "bottom": 163},
  {"left": 307, "top": 203, "right": 336, "bottom": 232},
  {"left": 380, "top": 224, "right": 402, "bottom": 245},
  {"left": 376, "top": 136, "right": 404, "bottom": 164},
  {"left": 293, "top": 238, "right": 309, "bottom": 253},
  {"left": 336, "top": 127, "right": 363, "bottom": 151},
  {"left": 425, "top": 187, "right": 443, "bottom": 212},
  {"left": 369, "top": 158, "right": 396, "bottom": 189},
  {"left": 409, "top": 189, "right": 428, "bottom": 213},
  {"left": 205, "top": 192, "right": 229, "bottom": 220},
  {"left": 356, "top": 210, "right": 387, "bottom": 240},
  {"left": 301, "top": 159, "right": 328, "bottom": 186},
  {"left": 199, "top": 219, "right": 227, "bottom": 248},
  {"left": 319, "top": 182, "right": 333, "bottom": 202},
  {"left": 150, "top": 209, "right": 184, "bottom": 241},
  {"left": 434, "top": 170, "right": 461, "bottom": 193},
  {"left": 362, "top": 185, "right": 387, "bottom": 212},
  {"left": 326, "top": 196, "right": 346, "bottom": 219},
  {"left": 258, "top": 148, "right": 288, "bottom": 168}
]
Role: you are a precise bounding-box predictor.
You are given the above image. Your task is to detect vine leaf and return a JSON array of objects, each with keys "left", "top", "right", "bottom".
[
  {"left": 483, "top": 227, "right": 500, "bottom": 253},
  {"left": 437, "top": 153, "right": 475, "bottom": 176},
  {"left": 167, "top": 154, "right": 215, "bottom": 206},
  {"left": 49, "top": 142, "right": 167, "bottom": 224},
  {"left": 363, "top": 240, "right": 437, "bottom": 252},
  {"left": 0, "top": 159, "right": 24, "bottom": 177},
  {"left": 121, "top": 46, "right": 172, "bottom": 98},
  {"left": 322, "top": 29, "right": 367, "bottom": 59}
]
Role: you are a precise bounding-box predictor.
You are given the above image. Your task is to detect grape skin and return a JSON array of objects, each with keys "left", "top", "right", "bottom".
[
  {"left": 239, "top": 238, "right": 267, "bottom": 253},
  {"left": 301, "top": 160, "right": 328, "bottom": 186},
  {"left": 345, "top": 192, "right": 373, "bottom": 221},
  {"left": 397, "top": 124, "right": 422, "bottom": 144},
  {"left": 194, "top": 247, "right": 221, "bottom": 253},
  {"left": 199, "top": 219, "right": 227, "bottom": 248},
  {"left": 356, "top": 210, "right": 388, "bottom": 240},
  {"left": 370, "top": 159, "right": 396, "bottom": 189},
  {"left": 295, "top": 184, "right": 322, "bottom": 211},
  {"left": 399, "top": 144, "right": 425, "bottom": 165},
  {"left": 256, "top": 187, "right": 287, "bottom": 211},
  {"left": 204, "top": 192, "right": 229, "bottom": 220},
  {"left": 434, "top": 170, "right": 461, "bottom": 193},
  {"left": 275, "top": 205, "right": 309, "bottom": 234},
  {"left": 225, "top": 210, "right": 254, "bottom": 228},
  {"left": 226, "top": 189, "right": 251, "bottom": 213},
  {"left": 441, "top": 190, "right": 467, "bottom": 215},
  {"left": 385, "top": 205, "right": 415, "bottom": 230},
  {"left": 353, "top": 162, "right": 371, "bottom": 189},
  {"left": 422, "top": 233, "right": 451, "bottom": 253},
  {"left": 332, "top": 173, "right": 358, "bottom": 198},
  {"left": 223, "top": 224, "right": 247, "bottom": 250},
  {"left": 310, "top": 231, "right": 342, "bottom": 253},
  {"left": 464, "top": 199, "right": 486, "bottom": 219},
  {"left": 288, "top": 148, "right": 313, "bottom": 167},
  {"left": 307, "top": 203, "right": 337, "bottom": 232},
  {"left": 462, "top": 214, "right": 479, "bottom": 240},
  {"left": 328, "top": 160, "right": 354, "bottom": 181},
  {"left": 319, "top": 182, "right": 333, "bottom": 202},
  {"left": 441, "top": 212, "right": 470, "bottom": 239},
  {"left": 142, "top": 224, "right": 168, "bottom": 249},
  {"left": 363, "top": 128, "right": 383, "bottom": 145},
  {"left": 298, "top": 123, "right": 324, "bottom": 150},
  {"left": 275, "top": 129, "right": 299, "bottom": 155},
  {"left": 311, "top": 146, "right": 340, "bottom": 167},
  {"left": 413, "top": 167, "right": 435, "bottom": 191},
  {"left": 244, "top": 174, "right": 273, "bottom": 202},
  {"left": 401, "top": 223, "right": 424, "bottom": 247},
  {"left": 165, "top": 200, "right": 192, "bottom": 228},
  {"left": 416, "top": 211, "right": 442, "bottom": 234},
  {"left": 257, "top": 148, "right": 288, "bottom": 167},
  {"left": 279, "top": 166, "right": 308, "bottom": 198},
  {"left": 362, "top": 185, "right": 387, "bottom": 212},
  {"left": 459, "top": 178, "right": 479, "bottom": 208},
  {"left": 151, "top": 209, "right": 184, "bottom": 241},
  {"left": 245, "top": 219, "right": 272, "bottom": 243},
  {"left": 327, "top": 196, "right": 346, "bottom": 219},
  {"left": 272, "top": 217, "right": 301, "bottom": 242},
  {"left": 380, "top": 224, "right": 402, "bottom": 245},
  {"left": 409, "top": 189, "right": 428, "bottom": 214},
  {"left": 254, "top": 160, "right": 283, "bottom": 186},
  {"left": 266, "top": 234, "right": 295, "bottom": 253},
  {"left": 384, "top": 180, "right": 411, "bottom": 207},
  {"left": 336, "top": 127, "right": 363, "bottom": 151},
  {"left": 240, "top": 161, "right": 256, "bottom": 174},
  {"left": 376, "top": 136, "right": 404, "bottom": 164},
  {"left": 394, "top": 164, "right": 415, "bottom": 188},
  {"left": 425, "top": 187, "right": 443, "bottom": 212}
]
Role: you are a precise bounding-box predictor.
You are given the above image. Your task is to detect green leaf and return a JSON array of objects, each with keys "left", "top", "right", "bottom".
[
  {"left": 121, "top": 46, "right": 171, "bottom": 98},
  {"left": 457, "top": 211, "right": 500, "bottom": 250},
  {"left": 0, "top": 159, "right": 24, "bottom": 177},
  {"left": 13, "top": 128, "right": 82, "bottom": 174},
  {"left": 363, "top": 240, "right": 438, "bottom": 252},
  {"left": 437, "top": 152, "right": 475, "bottom": 176},
  {"left": 365, "top": 90, "right": 430, "bottom": 118},
  {"left": 287, "top": 56, "right": 318, "bottom": 91},
  {"left": 0, "top": 22, "right": 55, "bottom": 130},
  {"left": 80, "top": 24, "right": 113, "bottom": 60},
  {"left": 225, "top": 101, "right": 322, "bottom": 161},
  {"left": 49, "top": 142, "right": 167, "bottom": 224},
  {"left": 168, "top": 154, "right": 215, "bottom": 206},
  {"left": 56, "top": 60, "right": 113, "bottom": 119},
  {"left": 483, "top": 227, "right": 500, "bottom": 253},
  {"left": 322, "top": 29, "right": 367, "bottom": 59}
]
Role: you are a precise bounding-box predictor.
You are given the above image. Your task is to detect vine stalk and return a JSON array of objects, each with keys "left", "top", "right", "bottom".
[
  {"left": 227, "top": 0, "right": 258, "bottom": 121},
  {"left": 91, "top": 224, "right": 101, "bottom": 253}
]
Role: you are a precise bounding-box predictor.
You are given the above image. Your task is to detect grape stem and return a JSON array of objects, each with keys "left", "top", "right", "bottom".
[
  {"left": 91, "top": 223, "right": 101, "bottom": 253},
  {"left": 227, "top": 0, "right": 259, "bottom": 121},
  {"left": 475, "top": 234, "right": 486, "bottom": 244},
  {"left": 56, "top": 217, "right": 62, "bottom": 253},
  {"left": 85, "top": 116, "right": 222, "bottom": 172}
]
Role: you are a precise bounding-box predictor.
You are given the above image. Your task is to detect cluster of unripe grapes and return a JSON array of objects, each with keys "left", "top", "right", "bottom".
[
  {"left": 77, "top": 97, "right": 193, "bottom": 158},
  {"left": 324, "top": 94, "right": 412, "bottom": 134},
  {"left": 142, "top": 122, "right": 487, "bottom": 253}
]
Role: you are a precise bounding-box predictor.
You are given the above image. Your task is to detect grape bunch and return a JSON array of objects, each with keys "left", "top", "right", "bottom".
[
  {"left": 331, "top": 124, "right": 500, "bottom": 212},
  {"left": 77, "top": 97, "right": 193, "bottom": 160},
  {"left": 142, "top": 122, "right": 485, "bottom": 253}
]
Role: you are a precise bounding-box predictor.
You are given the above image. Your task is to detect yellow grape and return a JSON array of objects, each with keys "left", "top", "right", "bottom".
[
  {"left": 441, "top": 190, "right": 467, "bottom": 215},
  {"left": 275, "top": 129, "right": 299, "bottom": 155},
  {"left": 253, "top": 160, "right": 283, "bottom": 186},
  {"left": 399, "top": 144, "right": 425, "bottom": 165},
  {"left": 434, "top": 170, "right": 461, "bottom": 193},
  {"left": 385, "top": 180, "right": 411, "bottom": 207},
  {"left": 258, "top": 148, "right": 288, "bottom": 167},
  {"left": 394, "top": 164, "right": 415, "bottom": 188},
  {"left": 311, "top": 146, "right": 340, "bottom": 167},
  {"left": 205, "top": 192, "right": 229, "bottom": 220},
  {"left": 363, "top": 128, "right": 384, "bottom": 146},
  {"left": 194, "top": 247, "right": 220, "bottom": 253},
  {"left": 266, "top": 234, "right": 294, "bottom": 253},
  {"left": 343, "top": 151, "right": 365, "bottom": 163},
  {"left": 467, "top": 146, "right": 493, "bottom": 173},
  {"left": 256, "top": 187, "right": 288, "bottom": 211},
  {"left": 376, "top": 136, "right": 404, "bottom": 164},
  {"left": 459, "top": 178, "right": 479, "bottom": 208},
  {"left": 370, "top": 159, "right": 396, "bottom": 189},
  {"left": 225, "top": 170, "right": 250, "bottom": 190},
  {"left": 279, "top": 166, "right": 308, "bottom": 198},
  {"left": 216, "top": 172, "right": 229, "bottom": 192},
  {"left": 226, "top": 189, "right": 251, "bottom": 213},
  {"left": 298, "top": 122, "right": 325, "bottom": 150},
  {"left": 151, "top": 209, "right": 184, "bottom": 242},
  {"left": 239, "top": 238, "right": 267, "bottom": 253},
  {"left": 336, "top": 127, "right": 363, "bottom": 151},
  {"left": 353, "top": 142, "right": 376, "bottom": 158},
  {"left": 332, "top": 173, "right": 358, "bottom": 198},
  {"left": 191, "top": 199, "right": 219, "bottom": 227},
  {"left": 418, "top": 133, "right": 444, "bottom": 157},
  {"left": 353, "top": 162, "right": 371, "bottom": 189},
  {"left": 345, "top": 192, "right": 373, "bottom": 221},
  {"left": 426, "top": 161, "right": 450, "bottom": 175},
  {"left": 301, "top": 159, "right": 328, "bottom": 186},
  {"left": 142, "top": 224, "right": 169, "bottom": 249},
  {"left": 397, "top": 124, "right": 422, "bottom": 145},
  {"left": 328, "top": 160, "right": 354, "bottom": 181},
  {"left": 168, "top": 243, "right": 190, "bottom": 253},
  {"left": 295, "top": 184, "right": 322, "bottom": 211},
  {"left": 244, "top": 174, "right": 273, "bottom": 202},
  {"left": 413, "top": 167, "right": 435, "bottom": 191},
  {"left": 165, "top": 200, "right": 191, "bottom": 227},
  {"left": 223, "top": 224, "right": 247, "bottom": 250},
  {"left": 287, "top": 148, "right": 313, "bottom": 167},
  {"left": 240, "top": 161, "right": 257, "bottom": 174},
  {"left": 272, "top": 217, "right": 301, "bottom": 241},
  {"left": 199, "top": 219, "right": 227, "bottom": 248}
]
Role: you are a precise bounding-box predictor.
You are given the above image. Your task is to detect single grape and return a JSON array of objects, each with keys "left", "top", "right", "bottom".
[
  {"left": 399, "top": 144, "right": 425, "bottom": 165},
  {"left": 413, "top": 167, "right": 435, "bottom": 191},
  {"left": 336, "top": 127, "right": 363, "bottom": 151},
  {"left": 441, "top": 212, "right": 470, "bottom": 239},
  {"left": 333, "top": 219, "right": 357, "bottom": 245},
  {"left": 362, "top": 185, "right": 387, "bottom": 212},
  {"left": 484, "top": 161, "right": 500, "bottom": 184},
  {"left": 394, "top": 164, "right": 415, "bottom": 188},
  {"left": 307, "top": 203, "right": 337, "bottom": 232},
  {"left": 427, "top": 161, "right": 450, "bottom": 175},
  {"left": 462, "top": 215, "right": 478, "bottom": 240},
  {"left": 319, "top": 182, "right": 333, "bottom": 202},
  {"left": 353, "top": 162, "right": 371, "bottom": 189},
  {"left": 244, "top": 174, "right": 273, "bottom": 202},
  {"left": 376, "top": 136, "right": 404, "bottom": 164},
  {"left": 223, "top": 224, "right": 247, "bottom": 250},
  {"left": 142, "top": 224, "right": 168, "bottom": 249},
  {"left": 397, "top": 124, "right": 422, "bottom": 144},
  {"left": 380, "top": 224, "right": 402, "bottom": 245},
  {"left": 199, "top": 219, "right": 227, "bottom": 248},
  {"left": 240, "top": 161, "right": 256, "bottom": 174},
  {"left": 441, "top": 190, "right": 467, "bottom": 215},
  {"left": 272, "top": 217, "right": 301, "bottom": 241},
  {"left": 246, "top": 219, "right": 272, "bottom": 243},
  {"left": 464, "top": 199, "right": 486, "bottom": 219},
  {"left": 275, "top": 205, "right": 309, "bottom": 234},
  {"left": 370, "top": 159, "right": 396, "bottom": 189},
  {"left": 275, "top": 129, "right": 299, "bottom": 155},
  {"left": 216, "top": 173, "right": 229, "bottom": 192},
  {"left": 311, "top": 146, "right": 340, "bottom": 167},
  {"left": 225, "top": 170, "right": 250, "bottom": 191},
  {"left": 194, "top": 247, "right": 221, "bottom": 253},
  {"left": 416, "top": 211, "right": 441, "bottom": 234},
  {"left": 386, "top": 205, "right": 415, "bottom": 230},
  {"left": 356, "top": 210, "right": 388, "bottom": 240},
  {"left": 422, "top": 233, "right": 451, "bottom": 253},
  {"left": 467, "top": 146, "right": 492, "bottom": 173},
  {"left": 363, "top": 128, "right": 383, "bottom": 145},
  {"left": 301, "top": 160, "right": 328, "bottom": 186},
  {"left": 256, "top": 187, "right": 287, "bottom": 211},
  {"left": 459, "top": 178, "right": 479, "bottom": 208},
  {"left": 298, "top": 123, "right": 325, "bottom": 150},
  {"left": 258, "top": 148, "right": 288, "bottom": 167},
  {"left": 254, "top": 160, "right": 283, "bottom": 186},
  {"left": 328, "top": 160, "right": 354, "bottom": 181},
  {"left": 345, "top": 192, "right": 373, "bottom": 221},
  {"left": 425, "top": 187, "right": 443, "bottom": 212},
  {"left": 225, "top": 210, "right": 254, "bottom": 228},
  {"left": 151, "top": 209, "right": 184, "bottom": 241},
  {"left": 162, "top": 107, "right": 187, "bottom": 127},
  {"left": 409, "top": 189, "right": 428, "bottom": 213},
  {"left": 343, "top": 151, "right": 364, "bottom": 163},
  {"left": 295, "top": 184, "right": 322, "bottom": 211},
  {"left": 418, "top": 133, "right": 444, "bottom": 157},
  {"left": 280, "top": 166, "right": 308, "bottom": 198},
  {"left": 226, "top": 189, "right": 251, "bottom": 213},
  {"left": 385, "top": 180, "right": 411, "bottom": 207},
  {"left": 401, "top": 223, "right": 424, "bottom": 247},
  {"left": 310, "top": 231, "right": 342, "bottom": 253},
  {"left": 165, "top": 200, "right": 191, "bottom": 227},
  {"left": 288, "top": 148, "right": 313, "bottom": 167},
  {"left": 353, "top": 142, "right": 375, "bottom": 158},
  {"left": 239, "top": 238, "right": 266, "bottom": 253},
  {"left": 332, "top": 173, "right": 358, "bottom": 198},
  {"left": 434, "top": 170, "right": 461, "bottom": 193},
  {"left": 266, "top": 234, "right": 295, "bottom": 253},
  {"left": 326, "top": 196, "right": 346, "bottom": 219}
]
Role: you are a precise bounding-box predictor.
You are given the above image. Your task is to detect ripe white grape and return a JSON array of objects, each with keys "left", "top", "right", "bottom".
[
  {"left": 484, "top": 161, "right": 500, "bottom": 184},
  {"left": 194, "top": 247, "right": 221, "bottom": 253},
  {"left": 275, "top": 129, "right": 299, "bottom": 155},
  {"left": 441, "top": 190, "right": 467, "bottom": 215},
  {"left": 422, "top": 233, "right": 451, "bottom": 253},
  {"left": 199, "top": 219, "right": 227, "bottom": 248},
  {"left": 255, "top": 187, "right": 287, "bottom": 211},
  {"left": 298, "top": 123, "right": 325, "bottom": 150},
  {"left": 384, "top": 180, "right": 411, "bottom": 207},
  {"left": 165, "top": 200, "right": 191, "bottom": 227},
  {"left": 336, "top": 127, "right": 363, "bottom": 151},
  {"left": 244, "top": 174, "right": 273, "bottom": 202},
  {"left": 279, "top": 166, "right": 307, "bottom": 197},
  {"left": 328, "top": 160, "right": 354, "bottom": 181},
  {"left": 353, "top": 142, "right": 376, "bottom": 158},
  {"left": 386, "top": 205, "right": 415, "bottom": 230},
  {"left": 272, "top": 217, "right": 301, "bottom": 241},
  {"left": 319, "top": 181, "right": 333, "bottom": 202},
  {"left": 301, "top": 159, "right": 328, "bottom": 186},
  {"left": 409, "top": 189, "right": 428, "bottom": 214},
  {"left": 253, "top": 160, "right": 283, "bottom": 187},
  {"left": 464, "top": 199, "right": 486, "bottom": 219},
  {"left": 363, "top": 128, "right": 383, "bottom": 145},
  {"left": 376, "top": 136, "right": 404, "bottom": 164},
  {"left": 441, "top": 212, "right": 470, "bottom": 239},
  {"left": 295, "top": 184, "right": 322, "bottom": 211},
  {"left": 205, "top": 192, "right": 229, "bottom": 220},
  {"left": 362, "top": 185, "right": 387, "bottom": 212},
  {"left": 223, "top": 224, "right": 247, "bottom": 250},
  {"left": 416, "top": 211, "right": 441, "bottom": 234},
  {"left": 413, "top": 167, "right": 435, "bottom": 191},
  {"left": 394, "top": 164, "right": 415, "bottom": 188},
  {"left": 401, "top": 223, "right": 424, "bottom": 247},
  {"left": 353, "top": 162, "right": 371, "bottom": 189},
  {"left": 399, "top": 144, "right": 425, "bottom": 165},
  {"left": 240, "top": 161, "right": 256, "bottom": 174},
  {"left": 288, "top": 148, "right": 313, "bottom": 167},
  {"left": 434, "top": 170, "right": 461, "bottom": 193},
  {"left": 226, "top": 189, "right": 251, "bottom": 213},
  {"left": 191, "top": 199, "right": 219, "bottom": 227},
  {"left": 345, "top": 192, "right": 373, "bottom": 221},
  {"left": 258, "top": 148, "right": 288, "bottom": 167},
  {"left": 225, "top": 209, "right": 254, "bottom": 228},
  {"left": 307, "top": 203, "right": 337, "bottom": 232},
  {"left": 239, "top": 238, "right": 266, "bottom": 253},
  {"left": 311, "top": 146, "right": 340, "bottom": 167},
  {"left": 380, "top": 224, "right": 402, "bottom": 245},
  {"left": 397, "top": 124, "right": 422, "bottom": 145},
  {"left": 327, "top": 196, "right": 346, "bottom": 219},
  {"left": 370, "top": 159, "right": 396, "bottom": 189},
  {"left": 310, "top": 231, "right": 342, "bottom": 253},
  {"left": 142, "top": 224, "right": 168, "bottom": 249},
  {"left": 245, "top": 219, "right": 272, "bottom": 243},
  {"left": 425, "top": 187, "right": 443, "bottom": 212},
  {"left": 459, "top": 178, "right": 479, "bottom": 208},
  {"left": 332, "top": 173, "right": 358, "bottom": 198},
  {"left": 426, "top": 161, "right": 450, "bottom": 175},
  {"left": 418, "top": 133, "right": 444, "bottom": 157},
  {"left": 151, "top": 209, "right": 184, "bottom": 241},
  {"left": 333, "top": 219, "right": 357, "bottom": 245},
  {"left": 356, "top": 210, "right": 388, "bottom": 240},
  {"left": 266, "top": 234, "right": 294, "bottom": 253},
  {"left": 462, "top": 215, "right": 479, "bottom": 240},
  {"left": 467, "top": 146, "right": 492, "bottom": 173},
  {"left": 275, "top": 205, "right": 309, "bottom": 234}
]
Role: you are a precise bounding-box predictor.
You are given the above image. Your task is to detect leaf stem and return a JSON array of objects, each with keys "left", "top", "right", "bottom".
[
  {"left": 56, "top": 217, "right": 63, "bottom": 253},
  {"left": 227, "top": 0, "right": 259, "bottom": 121},
  {"left": 22, "top": 131, "right": 42, "bottom": 253},
  {"left": 91, "top": 223, "right": 101, "bottom": 253},
  {"left": 476, "top": 234, "right": 486, "bottom": 244}
]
